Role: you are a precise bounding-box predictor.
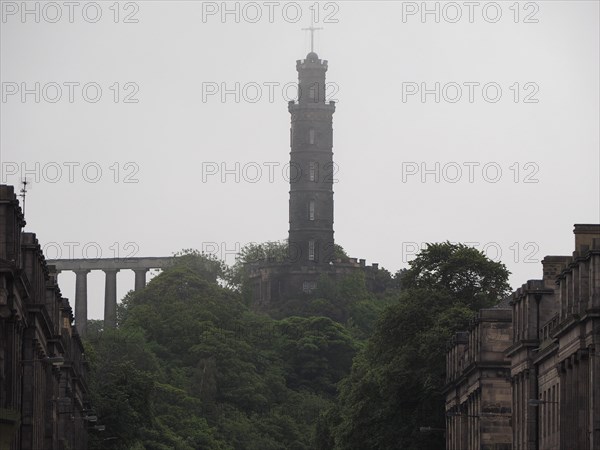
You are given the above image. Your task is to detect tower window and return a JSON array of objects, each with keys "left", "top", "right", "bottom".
[
  {"left": 309, "top": 129, "right": 315, "bottom": 145},
  {"left": 309, "top": 84, "right": 317, "bottom": 101},
  {"left": 308, "top": 240, "right": 315, "bottom": 261},
  {"left": 309, "top": 200, "right": 315, "bottom": 220},
  {"left": 302, "top": 281, "right": 317, "bottom": 293},
  {"left": 309, "top": 161, "right": 316, "bottom": 181}
]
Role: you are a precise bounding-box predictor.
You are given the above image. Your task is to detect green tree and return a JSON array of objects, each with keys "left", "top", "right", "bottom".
[
  {"left": 225, "top": 241, "right": 350, "bottom": 293},
  {"left": 224, "top": 240, "right": 289, "bottom": 292},
  {"left": 275, "top": 316, "right": 359, "bottom": 396},
  {"left": 325, "top": 242, "right": 510, "bottom": 450},
  {"left": 400, "top": 241, "right": 509, "bottom": 310},
  {"left": 88, "top": 250, "right": 365, "bottom": 450}
]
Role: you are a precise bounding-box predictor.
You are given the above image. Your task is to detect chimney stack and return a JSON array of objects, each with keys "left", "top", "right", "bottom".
[{"left": 574, "top": 224, "right": 600, "bottom": 254}]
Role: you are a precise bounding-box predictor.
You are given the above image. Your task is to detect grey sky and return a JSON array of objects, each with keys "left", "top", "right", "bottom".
[{"left": 1, "top": 1, "right": 599, "bottom": 319}]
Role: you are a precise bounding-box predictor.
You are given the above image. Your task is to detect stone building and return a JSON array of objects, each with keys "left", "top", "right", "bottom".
[
  {"left": 0, "top": 185, "right": 92, "bottom": 450},
  {"left": 444, "top": 307, "right": 513, "bottom": 450},
  {"left": 445, "top": 224, "right": 600, "bottom": 450},
  {"left": 505, "top": 256, "right": 568, "bottom": 450},
  {"left": 507, "top": 224, "right": 600, "bottom": 450},
  {"left": 248, "top": 49, "right": 379, "bottom": 307}
]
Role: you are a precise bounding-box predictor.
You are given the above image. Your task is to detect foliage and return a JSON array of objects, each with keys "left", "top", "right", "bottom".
[
  {"left": 172, "top": 248, "right": 227, "bottom": 284},
  {"left": 223, "top": 240, "right": 289, "bottom": 292},
  {"left": 86, "top": 241, "right": 508, "bottom": 449},
  {"left": 319, "top": 242, "right": 511, "bottom": 449},
  {"left": 224, "top": 241, "right": 349, "bottom": 292},
  {"left": 265, "top": 271, "right": 394, "bottom": 340},
  {"left": 86, "top": 251, "right": 373, "bottom": 450},
  {"left": 274, "top": 316, "right": 358, "bottom": 396},
  {"left": 399, "top": 241, "right": 510, "bottom": 310}
]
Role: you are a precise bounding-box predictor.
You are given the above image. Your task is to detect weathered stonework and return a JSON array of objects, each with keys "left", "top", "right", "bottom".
[
  {"left": 446, "top": 224, "right": 600, "bottom": 450},
  {"left": 46, "top": 257, "right": 175, "bottom": 334},
  {"left": 0, "top": 185, "right": 91, "bottom": 450},
  {"left": 445, "top": 308, "right": 513, "bottom": 450},
  {"left": 507, "top": 224, "right": 600, "bottom": 450},
  {"left": 248, "top": 258, "right": 379, "bottom": 308}
]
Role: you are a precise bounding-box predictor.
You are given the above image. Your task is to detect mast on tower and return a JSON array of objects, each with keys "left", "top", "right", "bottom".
[{"left": 19, "top": 178, "right": 29, "bottom": 217}]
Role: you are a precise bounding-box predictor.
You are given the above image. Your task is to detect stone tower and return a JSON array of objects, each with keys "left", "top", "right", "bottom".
[
  {"left": 287, "top": 51, "right": 336, "bottom": 265},
  {"left": 248, "top": 48, "right": 378, "bottom": 307}
]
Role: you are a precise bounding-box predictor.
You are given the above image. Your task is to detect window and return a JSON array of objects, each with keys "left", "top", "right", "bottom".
[
  {"left": 308, "top": 240, "right": 315, "bottom": 261},
  {"left": 302, "top": 280, "right": 317, "bottom": 293},
  {"left": 551, "top": 385, "right": 557, "bottom": 434},
  {"left": 309, "top": 200, "right": 315, "bottom": 220},
  {"left": 309, "top": 84, "right": 317, "bottom": 101},
  {"left": 309, "top": 129, "right": 315, "bottom": 145},
  {"left": 542, "top": 390, "right": 546, "bottom": 438},
  {"left": 309, "top": 161, "right": 316, "bottom": 181}
]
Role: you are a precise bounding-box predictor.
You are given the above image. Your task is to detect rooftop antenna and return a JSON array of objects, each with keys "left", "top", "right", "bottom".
[
  {"left": 302, "top": 17, "right": 323, "bottom": 53},
  {"left": 19, "top": 178, "right": 29, "bottom": 217}
]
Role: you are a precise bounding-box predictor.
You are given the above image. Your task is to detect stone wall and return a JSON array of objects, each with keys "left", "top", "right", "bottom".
[
  {"left": 247, "top": 258, "right": 380, "bottom": 308},
  {"left": 0, "top": 185, "right": 91, "bottom": 450},
  {"left": 446, "top": 224, "right": 600, "bottom": 450},
  {"left": 445, "top": 307, "right": 512, "bottom": 450}
]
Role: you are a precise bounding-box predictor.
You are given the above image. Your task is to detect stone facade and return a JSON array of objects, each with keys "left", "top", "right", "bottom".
[
  {"left": 445, "top": 308, "right": 513, "bottom": 450},
  {"left": 0, "top": 185, "right": 91, "bottom": 450},
  {"left": 505, "top": 255, "right": 568, "bottom": 450},
  {"left": 445, "top": 224, "right": 600, "bottom": 450},
  {"left": 249, "top": 257, "right": 379, "bottom": 308}
]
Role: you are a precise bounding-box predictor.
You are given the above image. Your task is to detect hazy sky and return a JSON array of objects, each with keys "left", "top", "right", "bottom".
[{"left": 1, "top": 1, "right": 599, "bottom": 320}]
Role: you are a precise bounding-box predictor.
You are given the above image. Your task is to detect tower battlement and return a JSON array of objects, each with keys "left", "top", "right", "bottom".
[{"left": 296, "top": 55, "right": 328, "bottom": 69}]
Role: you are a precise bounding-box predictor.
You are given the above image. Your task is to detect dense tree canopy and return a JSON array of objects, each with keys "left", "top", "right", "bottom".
[
  {"left": 316, "top": 242, "right": 511, "bottom": 449},
  {"left": 85, "top": 242, "right": 509, "bottom": 449},
  {"left": 86, "top": 249, "right": 387, "bottom": 449},
  {"left": 400, "top": 242, "right": 511, "bottom": 310}
]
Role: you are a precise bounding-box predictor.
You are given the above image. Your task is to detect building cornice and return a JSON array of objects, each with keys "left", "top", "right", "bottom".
[{"left": 505, "top": 339, "right": 539, "bottom": 357}]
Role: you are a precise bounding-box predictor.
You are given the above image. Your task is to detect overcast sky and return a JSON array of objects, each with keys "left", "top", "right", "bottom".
[{"left": 1, "top": 1, "right": 599, "bottom": 320}]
